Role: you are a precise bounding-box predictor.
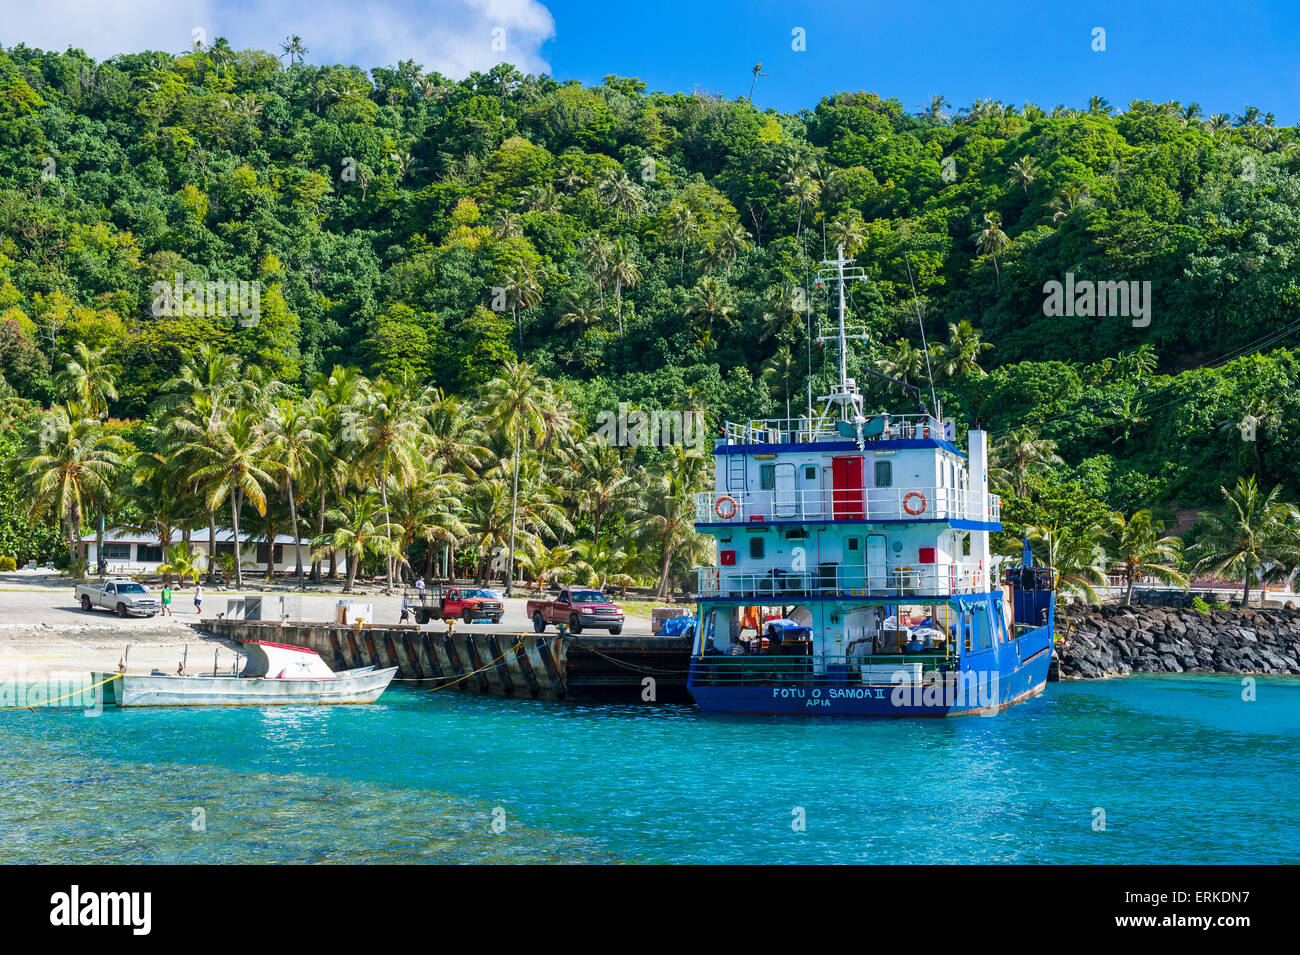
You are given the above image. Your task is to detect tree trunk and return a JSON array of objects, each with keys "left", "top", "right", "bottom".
[
  {"left": 506, "top": 432, "right": 521, "bottom": 596},
  {"left": 231, "top": 491, "right": 243, "bottom": 591},
  {"left": 312, "top": 489, "right": 326, "bottom": 582},
  {"left": 379, "top": 473, "right": 394, "bottom": 592},
  {"left": 288, "top": 480, "right": 304, "bottom": 590},
  {"left": 207, "top": 509, "right": 218, "bottom": 584},
  {"left": 344, "top": 549, "right": 358, "bottom": 593},
  {"left": 656, "top": 542, "right": 673, "bottom": 598},
  {"left": 1125, "top": 577, "right": 1134, "bottom": 606}
]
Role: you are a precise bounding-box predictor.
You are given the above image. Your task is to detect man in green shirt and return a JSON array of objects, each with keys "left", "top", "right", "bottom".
[{"left": 160, "top": 584, "right": 172, "bottom": 616}]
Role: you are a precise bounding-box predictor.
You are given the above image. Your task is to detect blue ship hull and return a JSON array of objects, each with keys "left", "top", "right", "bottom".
[{"left": 688, "top": 620, "right": 1054, "bottom": 718}]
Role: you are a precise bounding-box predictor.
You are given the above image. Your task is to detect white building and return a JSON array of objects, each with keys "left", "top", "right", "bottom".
[{"left": 80, "top": 529, "right": 330, "bottom": 576}]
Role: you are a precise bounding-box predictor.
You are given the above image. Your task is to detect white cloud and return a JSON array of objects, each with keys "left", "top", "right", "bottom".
[{"left": 0, "top": 0, "right": 556, "bottom": 77}]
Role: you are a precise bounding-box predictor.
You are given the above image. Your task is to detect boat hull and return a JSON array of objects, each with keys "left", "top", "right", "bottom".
[
  {"left": 688, "top": 624, "right": 1053, "bottom": 717},
  {"left": 94, "top": 667, "right": 398, "bottom": 707}
]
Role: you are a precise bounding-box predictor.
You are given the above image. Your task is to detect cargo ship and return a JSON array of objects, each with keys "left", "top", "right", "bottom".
[{"left": 686, "top": 246, "right": 1054, "bottom": 715}]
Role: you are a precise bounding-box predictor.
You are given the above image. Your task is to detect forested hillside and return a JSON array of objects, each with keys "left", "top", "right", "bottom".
[{"left": 2, "top": 40, "right": 1299, "bottom": 594}]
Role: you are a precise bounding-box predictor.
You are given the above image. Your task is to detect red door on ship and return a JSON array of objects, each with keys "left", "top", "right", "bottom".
[{"left": 831, "top": 456, "right": 865, "bottom": 519}]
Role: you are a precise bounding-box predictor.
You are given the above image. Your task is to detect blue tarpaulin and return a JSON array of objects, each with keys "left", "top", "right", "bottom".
[{"left": 659, "top": 615, "right": 696, "bottom": 637}]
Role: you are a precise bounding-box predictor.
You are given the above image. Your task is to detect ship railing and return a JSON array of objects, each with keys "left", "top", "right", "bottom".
[
  {"left": 694, "top": 562, "right": 985, "bottom": 599},
  {"left": 689, "top": 652, "right": 953, "bottom": 688},
  {"left": 697, "top": 487, "right": 1001, "bottom": 524},
  {"left": 721, "top": 413, "right": 946, "bottom": 446}
]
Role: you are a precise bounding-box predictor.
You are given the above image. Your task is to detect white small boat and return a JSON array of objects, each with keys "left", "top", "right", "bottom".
[{"left": 94, "top": 640, "right": 397, "bottom": 707}]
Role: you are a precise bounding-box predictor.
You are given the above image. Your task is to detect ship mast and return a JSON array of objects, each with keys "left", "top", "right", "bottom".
[{"left": 815, "top": 244, "right": 869, "bottom": 431}]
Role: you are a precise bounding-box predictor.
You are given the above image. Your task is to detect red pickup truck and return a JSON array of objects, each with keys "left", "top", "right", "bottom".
[
  {"left": 409, "top": 585, "right": 504, "bottom": 624},
  {"left": 528, "top": 588, "right": 625, "bottom": 635}
]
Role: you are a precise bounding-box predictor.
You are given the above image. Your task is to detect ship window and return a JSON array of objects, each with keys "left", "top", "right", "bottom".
[
  {"left": 759, "top": 464, "right": 775, "bottom": 490},
  {"left": 804, "top": 466, "right": 816, "bottom": 480},
  {"left": 847, "top": 538, "right": 860, "bottom": 551},
  {"left": 749, "top": 537, "right": 765, "bottom": 560},
  {"left": 785, "top": 528, "right": 807, "bottom": 540},
  {"left": 875, "top": 460, "right": 892, "bottom": 487}
]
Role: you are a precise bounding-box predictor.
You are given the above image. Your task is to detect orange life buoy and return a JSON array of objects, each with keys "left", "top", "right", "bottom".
[
  {"left": 902, "top": 491, "right": 927, "bottom": 516},
  {"left": 714, "top": 495, "right": 739, "bottom": 519}
]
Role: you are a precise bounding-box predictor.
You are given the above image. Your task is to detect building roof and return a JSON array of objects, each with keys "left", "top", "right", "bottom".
[{"left": 80, "top": 529, "right": 311, "bottom": 545}]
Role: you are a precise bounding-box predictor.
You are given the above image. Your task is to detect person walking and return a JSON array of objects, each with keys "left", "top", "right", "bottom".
[
  {"left": 160, "top": 584, "right": 172, "bottom": 617},
  {"left": 194, "top": 582, "right": 203, "bottom": 616}
]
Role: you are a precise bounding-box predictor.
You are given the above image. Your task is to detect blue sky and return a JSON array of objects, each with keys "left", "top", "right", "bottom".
[{"left": 2, "top": 0, "right": 1297, "bottom": 121}]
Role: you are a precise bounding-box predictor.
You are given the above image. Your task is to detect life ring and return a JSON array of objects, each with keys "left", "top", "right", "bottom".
[
  {"left": 902, "top": 491, "right": 927, "bottom": 516},
  {"left": 714, "top": 495, "right": 739, "bottom": 519}
]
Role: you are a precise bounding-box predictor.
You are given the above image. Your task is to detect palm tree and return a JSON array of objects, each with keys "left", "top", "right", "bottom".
[
  {"left": 827, "top": 213, "right": 867, "bottom": 256},
  {"left": 582, "top": 234, "right": 613, "bottom": 313},
  {"left": 570, "top": 443, "right": 635, "bottom": 545},
  {"left": 747, "top": 63, "right": 769, "bottom": 101},
  {"left": 19, "top": 402, "right": 128, "bottom": 568},
  {"left": 708, "top": 221, "right": 750, "bottom": 274},
  {"left": 668, "top": 204, "right": 700, "bottom": 276},
  {"left": 633, "top": 446, "right": 710, "bottom": 597},
  {"left": 597, "top": 170, "right": 644, "bottom": 222},
  {"left": 1005, "top": 155, "right": 1039, "bottom": 194},
  {"left": 500, "top": 262, "right": 543, "bottom": 348},
  {"left": 1025, "top": 523, "right": 1108, "bottom": 607},
  {"left": 879, "top": 339, "right": 929, "bottom": 386},
  {"left": 1049, "top": 183, "right": 1092, "bottom": 223},
  {"left": 482, "top": 361, "right": 554, "bottom": 596},
  {"left": 268, "top": 399, "right": 324, "bottom": 589},
  {"left": 187, "top": 407, "right": 276, "bottom": 591},
  {"left": 314, "top": 494, "right": 400, "bottom": 593},
  {"left": 309, "top": 364, "right": 368, "bottom": 581},
  {"left": 56, "top": 343, "right": 121, "bottom": 558},
  {"left": 280, "top": 35, "right": 308, "bottom": 66},
  {"left": 156, "top": 345, "right": 253, "bottom": 582},
  {"left": 158, "top": 541, "right": 205, "bottom": 586},
  {"left": 934, "top": 320, "right": 992, "bottom": 379},
  {"left": 605, "top": 239, "right": 641, "bottom": 336},
  {"left": 354, "top": 376, "right": 425, "bottom": 591},
  {"left": 686, "top": 276, "right": 737, "bottom": 348},
  {"left": 56, "top": 342, "right": 119, "bottom": 417},
  {"left": 557, "top": 294, "right": 604, "bottom": 335},
  {"left": 762, "top": 346, "right": 799, "bottom": 420},
  {"left": 991, "top": 426, "right": 1064, "bottom": 497},
  {"left": 786, "top": 171, "right": 821, "bottom": 246},
  {"left": 923, "top": 94, "right": 950, "bottom": 123},
  {"left": 519, "top": 543, "right": 575, "bottom": 592},
  {"left": 1102, "top": 510, "right": 1189, "bottom": 606},
  {"left": 758, "top": 284, "right": 802, "bottom": 344},
  {"left": 1189, "top": 476, "right": 1299, "bottom": 607},
  {"left": 970, "top": 211, "right": 1010, "bottom": 287}
]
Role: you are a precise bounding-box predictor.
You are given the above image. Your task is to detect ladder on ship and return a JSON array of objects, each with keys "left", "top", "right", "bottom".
[{"left": 727, "top": 454, "right": 746, "bottom": 493}]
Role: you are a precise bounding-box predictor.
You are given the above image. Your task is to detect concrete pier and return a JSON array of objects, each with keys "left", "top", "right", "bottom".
[{"left": 201, "top": 620, "right": 693, "bottom": 703}]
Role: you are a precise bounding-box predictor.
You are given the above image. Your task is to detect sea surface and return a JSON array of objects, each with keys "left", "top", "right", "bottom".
[{"left": 2, "top": 674, "right": 1298, "bottom": 864}]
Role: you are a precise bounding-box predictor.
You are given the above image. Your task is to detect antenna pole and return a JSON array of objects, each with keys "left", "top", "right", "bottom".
[{"left": 836, "top": 244, "right": 848, "bottom": 393}]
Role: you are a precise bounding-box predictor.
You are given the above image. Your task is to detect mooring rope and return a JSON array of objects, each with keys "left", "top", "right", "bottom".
[
  {"left": 424, "top": 631, "right": 566, "bottom": 692},
  {"left": 1, "top": 672, "right": 121, "bottom": 711}
]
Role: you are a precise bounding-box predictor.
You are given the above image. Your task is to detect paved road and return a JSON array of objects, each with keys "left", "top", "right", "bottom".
[{"left": 0, "top": 582, "right": 653, "bottom": 636}]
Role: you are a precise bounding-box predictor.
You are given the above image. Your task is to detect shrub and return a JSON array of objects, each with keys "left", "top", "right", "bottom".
[{"left": 0, "top": 556, "right": 15, "bottom": 571}]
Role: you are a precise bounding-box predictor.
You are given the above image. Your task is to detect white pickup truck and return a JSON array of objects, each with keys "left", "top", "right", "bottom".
[{"left": 74, "top": 578, "right": 161, "bottom": 617}]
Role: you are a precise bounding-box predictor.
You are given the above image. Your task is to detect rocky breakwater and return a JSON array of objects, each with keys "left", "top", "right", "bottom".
[{"left": 1057, "top": 605, "right": 1300, "bottom": 679}]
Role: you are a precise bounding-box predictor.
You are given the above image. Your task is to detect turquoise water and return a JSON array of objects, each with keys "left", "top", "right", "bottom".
[{"left": 2, "top": 675, "right": 1298, "bottom": 864}]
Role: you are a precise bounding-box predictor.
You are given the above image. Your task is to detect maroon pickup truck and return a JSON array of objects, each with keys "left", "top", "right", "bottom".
[{"left": 528, "top": 588, "right": 624, "bottom": 635}]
